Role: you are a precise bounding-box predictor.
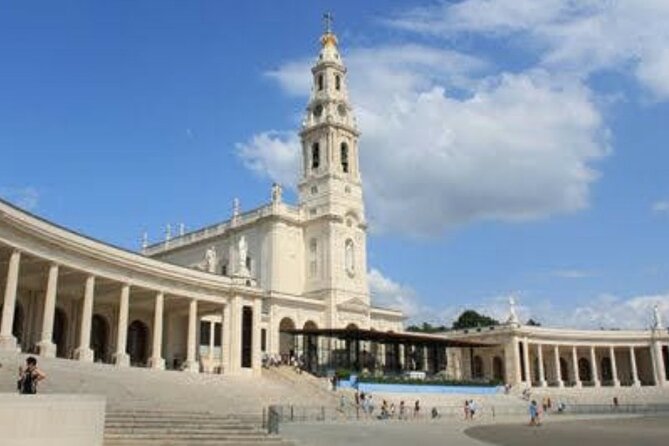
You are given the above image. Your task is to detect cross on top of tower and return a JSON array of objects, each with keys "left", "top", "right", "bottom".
[{"left": 323, "top": 12, "right": 334, "bottom": 34}]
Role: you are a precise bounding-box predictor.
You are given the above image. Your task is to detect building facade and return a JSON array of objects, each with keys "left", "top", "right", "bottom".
[{"left": 0, "top": 25, "right": 667, "bottom": 386}]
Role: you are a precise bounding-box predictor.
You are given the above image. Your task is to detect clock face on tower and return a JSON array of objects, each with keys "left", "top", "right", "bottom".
[{"left": 337, "top": 104, "right": 347, "bottom": 117}]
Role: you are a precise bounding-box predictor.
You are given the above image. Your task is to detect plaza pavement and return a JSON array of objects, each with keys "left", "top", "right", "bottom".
[{"left": 279, "top": 414, "right": 669, "bottom": 446}]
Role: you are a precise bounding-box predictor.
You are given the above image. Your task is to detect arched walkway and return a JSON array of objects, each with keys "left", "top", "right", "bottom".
[
  {"left": 559, "top": 357, "right": 569, "bottom": 382},
  {"left": 601, "top": 357, "right": 613, "bottom": 381},
  {"left": 91, "top": 314, "right": 109, "bottom": 362},
  {"left": 278, "top": 317, "right": 296, "bottom": 359},
  {"left": 578, "top": 357, "right": 592, "bottom": 382},
  {"left": 53, "top": 307, "right": 67, "bottom": 358},
  {"left": 345, "top": 323, "right": 359, "bottom": 330},
  {"left": 127, "top": 320, "right": 149, "bottom": 366},
  {"left": 472, "top": 355, "right": 484, "bottom": 379},
  {"left": 493, "top": 356, "right": 504, "bottom": 381},
  {"left": 1, "top": 302, "right": 25, "bottom": 347}
]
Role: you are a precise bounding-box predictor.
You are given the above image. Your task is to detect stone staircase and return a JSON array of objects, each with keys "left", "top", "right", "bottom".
[{"left": 103, "top": 408, "right": 293, "bottom": 446}]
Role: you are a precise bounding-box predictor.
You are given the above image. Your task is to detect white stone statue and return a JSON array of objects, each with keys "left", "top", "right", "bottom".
[
  {"left": 232, "top": 198, "right": 240, "bottom": 218},
  {"left": 271, "top": 183, "right": 283, "bottom": 203},
  {"left": 141, "top": 232, "right": 148, "bottom": 250},
  {"left": 237, "top": 236, "right": 249, "bottom": 275},
  {"left": 653, "top": 304, "right": 664, "bottom": 330},
  {"left": 507, "top": 296, "right": 519, "bottom": 325},
  {"left": 204, "top": 246, "right": 217, "bottom": 273},
  {"left": 165, "top": 224, "right": 172, "bottom": 241}
]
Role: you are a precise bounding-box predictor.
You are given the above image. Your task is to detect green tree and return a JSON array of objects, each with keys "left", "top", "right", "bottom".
[
  {"left": 406, "top": 322, "right": 448, "bottom": 333},
  {"left": 526, "top": 318, "right": 541, "bottom": 326},
  {"left": 452, "top": 310, "right": 499, "bottom": 330}
]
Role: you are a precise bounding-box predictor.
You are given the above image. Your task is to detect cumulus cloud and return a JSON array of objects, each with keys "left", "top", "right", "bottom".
[
  {"left": 388, "top": 0, "right": 669, "bottom": 100},
  {"left": 421, "top": 291, "right": 669, "bottom": 330},
  {"left": 236, "top": 131, "right": 301, "bottom": 188},
  {"left": 368, "top": 268, "right": 425, "bottom": 319},
  {"left": 0, "top": 187, "right": 40, "bottom": 211},
  {"left": 240, "top": 44, "right": 608, "bottom": 234}
]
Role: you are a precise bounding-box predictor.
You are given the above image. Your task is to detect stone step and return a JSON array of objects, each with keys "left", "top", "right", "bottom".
[
  {"left": 104, "top": 440, "right": 293, "bottom": 446},
  {"left": 104, "top": 433, "right": 279, "bottom": 441}
]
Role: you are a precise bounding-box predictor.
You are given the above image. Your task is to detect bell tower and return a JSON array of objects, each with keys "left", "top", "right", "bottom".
[{"left": 299, "top": 16, "right": 370, "bottom": 327}]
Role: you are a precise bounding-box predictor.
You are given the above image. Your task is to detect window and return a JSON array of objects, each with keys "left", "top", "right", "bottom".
[
  {"left": 335, "top": 75, "right": 341, "bottom": 91},
  {"left": 317, "top": 74, "right": 323, "bottom": 91},
  {"left": 309, "top": 238, "right": 318, "bottom": 278},
  {"left": 221, "top": 263, "right": 227, "bottom": 276},
  {"left": 340, "top": 143, "right": 349, "bottom": 173},
  {"left": 311, "top": 143, "right": 320, "bottom": 169},
  {"left": 245, "top": 256, "right": 252, "bottom": 271},
  {"left": 200, "top": 321, "right": 211, "bottom": 346},
  {"left": 310, "top": 185, "right": 318, "bottom": 194},
  {"left": 214, "top": 322, "right": 222, "bottom": 347},
  {"left": 261, "top": 329, "right": 267, "bottom": 352}
]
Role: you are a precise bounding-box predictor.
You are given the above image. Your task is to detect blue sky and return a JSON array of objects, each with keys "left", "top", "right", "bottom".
[{"left": 2, "top": 1, "right": 668, "bottom": 329}]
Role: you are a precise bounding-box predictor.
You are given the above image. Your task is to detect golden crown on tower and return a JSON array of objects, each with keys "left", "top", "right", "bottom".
[{"left": 320, "top": 12, "right": 338, "bottom": 47}]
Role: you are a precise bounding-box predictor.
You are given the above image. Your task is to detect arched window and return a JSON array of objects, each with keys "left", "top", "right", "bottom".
[
  {"left": 345, "top": 239, "right": 355, "bottom": 275},
  {"left": 340, "top": 143, "right": 349, "bottom": 173},
  {"left": 311, "top": 142, "right": 320, "bottom": 169},
  {"left": 335, "top": 75, "right": 341, "bottom": 91},
  {"left": 317, "top": 74, "right": 324, "bottom": 91},
  {"left": 309, "top": 238, "right": 318, "bottom": 278}
]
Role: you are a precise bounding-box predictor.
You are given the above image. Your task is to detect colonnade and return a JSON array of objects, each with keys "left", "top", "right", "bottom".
[
  {"left": 0, "top": 248, "right": 258, "bottom": 374},
  {"left": 516, "top": 338, "right": 668, "bottom": 388}
]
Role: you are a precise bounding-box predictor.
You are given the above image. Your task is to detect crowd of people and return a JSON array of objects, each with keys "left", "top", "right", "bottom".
[{"left": 351, "top": 392, "right": 444, "bottom": 421}]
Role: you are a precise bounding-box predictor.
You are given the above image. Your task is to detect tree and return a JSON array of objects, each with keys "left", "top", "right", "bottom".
[
  {"left": 406, "top": 322, "right": 448, "bottom": 333},
  {"left": 526, "top": 318, "right": 541, "bottom": 326},
  {"left": 452, "top": 310, "right": 499, "bottom": 330}
]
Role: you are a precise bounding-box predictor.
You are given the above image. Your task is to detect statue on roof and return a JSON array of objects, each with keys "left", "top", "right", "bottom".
[
  {"left": 653, "top": 304, "right": 664, "bottom": 330},
  {"left": 507, "top": 296, "right": 520, "bottom": 325}
]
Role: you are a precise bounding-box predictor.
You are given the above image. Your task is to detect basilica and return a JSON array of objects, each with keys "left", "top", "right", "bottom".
[{"left": 0, "top": 25, "right": 667, "bottom": 389}]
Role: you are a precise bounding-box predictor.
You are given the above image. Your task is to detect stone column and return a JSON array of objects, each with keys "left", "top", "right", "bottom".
[
  {"left": 422, "top": 345, "right": 429, "bottom": 372},
  {"left": 398, "top": 344, "right": 405, "bottom": 370},
  {"left": 221, "top": 303, "right": 231, "bottom": 373},
  {"left": 252, "top": 298, "right": 262, "bottom": 374},
  {"left": 572, "top": 346, "right": 581, "bottom": 387},
  {"left": 148, "top": 292, "right": 165, "bottom": 369},
  {"left": 74, "top": 275, "right": 95, "bottom": 362},
  {"left": 609, "top": 346, "right": 620, "bottom": 387},
  {"left": 228, "top": 295, "right": 242, "bottom": 373},
  {"left": 207, "top": 320, "right": 215, "bottom": 364},
  {"left": 629, "top": 346, "right": 640, "bottom": 387},
  {"left": 522, "top": 338, "right": 531, "bottom": 386},
  {"left": 37, "top": 263, "right": 59, "bottom": 357},
  {"left": 554, "top": 345, "right": 564, "bottom": 387},
  {"left": 537, "top": 344, "right": 547, "bottom": 387},
  {"left": 184, "top": 298, "right": 199, "bottom": 373},
  {"left": 590, "top": 346, "right": 600, "bottom": 387},
  {"left": 651, "top": 341, "right": 666, "bottom": 386},
  {"left": 505, "top": 336, "right": 521, "bottom": 386},
  {"left": 0, "top": 250, "right": 21, "bottom": 351},
  {"left": 113, "top": 284, "right": 130, "bottom": 366}
]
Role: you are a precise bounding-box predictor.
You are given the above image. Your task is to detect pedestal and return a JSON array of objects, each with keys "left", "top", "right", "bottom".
[
  {"left": 74, "top": 347, "right": 94, "bottom": 363},
  {"left": 0, "top": 335, "right": 18, "bottom": 352},
  {"left": 148, "top": 357, "right": 166, "bottom": 370},
  {"left": 113, "top": 352, "right": 130, "bottom": 367},
  {"left": 37, "top": 340, "right": 57, "bottom": 358}
]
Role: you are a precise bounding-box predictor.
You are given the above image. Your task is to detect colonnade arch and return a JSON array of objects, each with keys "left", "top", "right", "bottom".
[
  {"left": 127, "top": 320, "right": 149, "bottom": 366},
  {"left": 278, "top": 317, "right": 296, "bottom": 358},
  {"left": 53, "top": 307, "right": 68, "bottom": 358},
  {"left": 91, "top": 314, "right": 109, "bottom": 362}
]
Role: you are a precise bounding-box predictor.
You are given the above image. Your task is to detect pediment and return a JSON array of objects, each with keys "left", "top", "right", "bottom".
[{"left": 337, "top": 297, "right": 369, "bottom": 314}]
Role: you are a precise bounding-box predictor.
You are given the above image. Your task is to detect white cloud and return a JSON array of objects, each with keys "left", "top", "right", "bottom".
[
  {"left": 0, "top": 187, "right": 40, "bottom": 211},
  {"left": 414, "top": 290, "right": 669, "bottom": 330},
  {"left": 368, "top": 268, "right": 425, "bottom": 319},
  {"left": 236, "top": 131, "right": 301, "bottom": 188},
  {"left": 240, "top": 44, "right": 608, "bottom": 235},
  {"left": 652, "top": 200, "right": 669, "bottom": 214},
  {"left": 388, "top": 0, "right": 669, "bottom": 100},
  {"left": 550, "top": 269, "right": 595, "bottom": 279}
]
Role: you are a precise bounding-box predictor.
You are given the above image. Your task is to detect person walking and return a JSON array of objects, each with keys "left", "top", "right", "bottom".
[{"left": 17, "top": 356, "right": 46, "bottom": 395}]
